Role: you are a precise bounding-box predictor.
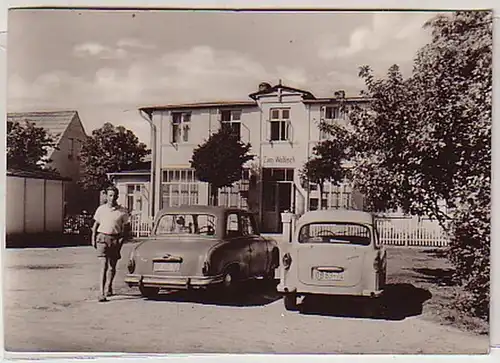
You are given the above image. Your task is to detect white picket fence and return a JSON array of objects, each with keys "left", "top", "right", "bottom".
[
  {"left": 375, "top": 217, "right": 449, "bottom": 247},
  {"left": 130, "top": 214, "right": 153, "bottom": 237},
  {"left": 130, "top": 213, "right": 450, "bottom": 247}
]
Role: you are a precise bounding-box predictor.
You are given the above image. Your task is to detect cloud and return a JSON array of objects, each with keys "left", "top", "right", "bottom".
[
  {"left": 117, "top": 38, "right": 156, "bottom": 50},
  {"left": 73, "top": 42, "right": 128, "bottom": 59},
  {"left": 318, "top": 12, "right": 435, "bottom": 60},
  {"left": 8, "top": 45, "right": 326, "bottom": 143}
]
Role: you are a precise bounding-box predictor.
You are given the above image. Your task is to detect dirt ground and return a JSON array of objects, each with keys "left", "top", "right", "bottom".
[{"left": 3, "top": 242, "right": 490, "bottom": 355}]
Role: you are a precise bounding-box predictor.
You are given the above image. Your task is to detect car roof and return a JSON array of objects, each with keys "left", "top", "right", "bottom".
[
  {"left": 156, "top": 205, "right": 246, "bottom": 218},
  {"left": 297, "top": 209, "right": 375, "bottom": 226}
]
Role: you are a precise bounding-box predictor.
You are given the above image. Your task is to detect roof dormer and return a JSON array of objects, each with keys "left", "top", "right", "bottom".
[{"left": 248, "top": 80, "right": 316, "bottom": 102}]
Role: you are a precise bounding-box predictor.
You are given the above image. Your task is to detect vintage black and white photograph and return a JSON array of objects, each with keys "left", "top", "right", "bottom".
[{"left": 3, "top": 7, "right": 492, "bottom": 355}]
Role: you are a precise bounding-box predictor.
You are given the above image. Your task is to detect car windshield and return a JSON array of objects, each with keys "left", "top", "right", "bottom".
[
  {"left": 154, "top": 213, "right": 217, "bottom": 237},
  {"left": 298, "top": 222, "right": 372, "bottom": 246}
]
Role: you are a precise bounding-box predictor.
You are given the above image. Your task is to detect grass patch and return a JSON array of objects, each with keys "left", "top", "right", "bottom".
[{"left": 386, "top": 246, "right": 489, "bottom": 335}]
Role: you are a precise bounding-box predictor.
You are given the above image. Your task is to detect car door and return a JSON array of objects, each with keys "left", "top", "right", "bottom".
[
  {"left": 223, "top": 211, "right": 251, "bottom": 278},
  {"left": 241, "top": 212, "right": 268, "bottom": 276}
]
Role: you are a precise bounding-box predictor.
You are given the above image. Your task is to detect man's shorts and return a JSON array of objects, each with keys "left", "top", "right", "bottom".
[{"left": 96, "top": 233, "right": 122, "bottom": 261}]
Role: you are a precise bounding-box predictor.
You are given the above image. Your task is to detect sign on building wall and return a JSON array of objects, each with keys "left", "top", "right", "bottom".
[{"left": 262, "top": 156, "right": 296, "bottom": 166}]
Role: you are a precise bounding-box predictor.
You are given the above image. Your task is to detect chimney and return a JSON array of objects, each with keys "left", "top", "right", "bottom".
[
  {"left": 334, "top": 90, "right": 346, "bottom": 98},
  {"left": 258, "top": 82, "right": 272, "bottom": 92}
]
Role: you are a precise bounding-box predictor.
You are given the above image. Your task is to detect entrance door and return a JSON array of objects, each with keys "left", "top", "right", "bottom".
[
  {"left": 276, "top": 182, "right": 292, "bottom": 232},
  {"left": 262, "top": 182, "right": 293, "bottom": 233}
]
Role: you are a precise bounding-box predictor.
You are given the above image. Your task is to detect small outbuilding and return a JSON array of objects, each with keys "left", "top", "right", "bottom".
[{"left": 6, "top": 168, "right": 71, "bottom": 240}]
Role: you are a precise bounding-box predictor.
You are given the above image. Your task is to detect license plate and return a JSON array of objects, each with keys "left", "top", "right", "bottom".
[
  {"left": 315, "top": 270, "right": 344, "bottom": 281},
  {"left": 153, "top": 262, "right": 180, "bottom": 272}
]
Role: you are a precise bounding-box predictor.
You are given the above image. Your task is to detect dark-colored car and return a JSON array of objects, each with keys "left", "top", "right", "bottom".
[{"left": 125, "top": 205, "right": 280, "bottom": 298}]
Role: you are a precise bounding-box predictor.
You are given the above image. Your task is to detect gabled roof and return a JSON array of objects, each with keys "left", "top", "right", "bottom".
[
  {"left": 248, "top": 83, "right": 316, "bottom": 100},
  {"left": 7, "top": 110, "right": 80, "bottom": 144}
]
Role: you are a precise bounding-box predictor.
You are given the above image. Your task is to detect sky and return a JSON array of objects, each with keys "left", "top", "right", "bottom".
[{"left": 6, "top": 9, "right": 443, "bottom": 146}]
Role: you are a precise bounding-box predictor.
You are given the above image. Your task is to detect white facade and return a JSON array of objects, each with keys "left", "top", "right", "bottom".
[{"left": 140, "top": 83, "right": 368, "bottom": 232}]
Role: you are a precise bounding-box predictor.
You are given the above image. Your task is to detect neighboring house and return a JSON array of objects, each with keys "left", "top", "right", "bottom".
[
  {"left": 7, "top": 110, "right": 90, "bottom": 215},
  {"left": 107, "top": 158, "right": 152, "bottom": 217},
  {"left": 135, "top": 82, "right": 368, "bottom": 233},
  {"left": 6, "top": 168, "right": 71, "bottom": 237}
]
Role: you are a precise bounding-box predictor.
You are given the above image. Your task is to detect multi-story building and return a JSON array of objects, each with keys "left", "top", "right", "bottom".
[{"left": 117, "top": 82, "right": 369, "bottom": 233}]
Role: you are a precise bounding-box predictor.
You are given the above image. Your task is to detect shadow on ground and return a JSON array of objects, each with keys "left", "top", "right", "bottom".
[
  {"left": 412, "top": 267, "right": 455, "bottom": 286},
  {"left": 5, "top": 233, "right": 91, "bottom": 248},
  {"left": 298, "top": 283, "right": 432, "bottom": 321},
  {"left": 423, "top": 248, "right": 449, "bottom": 259},
  {"left": 144, "top": 279, "right": 282, "bottom": 307}
]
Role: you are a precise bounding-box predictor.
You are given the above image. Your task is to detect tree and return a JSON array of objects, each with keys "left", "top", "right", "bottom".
[
  {"left": 190, "top": 127, "right": 255, "bottom": 206},
  {"left": 79, "top": 122, "right": 151, "bottom": 191},
  {"left": 7, "top": 119, "right": 57, "bottom": 171},
  {"left": 333, "top": 11, "right": 491, "bottom": 319},
  {"left": 300, "top": 125, "right": 350, "bottom": 209}
]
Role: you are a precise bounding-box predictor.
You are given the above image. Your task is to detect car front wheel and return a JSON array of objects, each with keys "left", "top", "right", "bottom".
[{"left": 283, "top": 292, "right": 298, "bottom": 311}]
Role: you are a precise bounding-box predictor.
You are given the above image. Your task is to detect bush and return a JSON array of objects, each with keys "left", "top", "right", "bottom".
[{"left": 448, "top": 199, "right": 490, "bottom": 320}]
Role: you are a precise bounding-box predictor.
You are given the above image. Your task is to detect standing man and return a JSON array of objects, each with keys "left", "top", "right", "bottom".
[{"left": 92, "top": 186, "right": 130, "bottom": 302}]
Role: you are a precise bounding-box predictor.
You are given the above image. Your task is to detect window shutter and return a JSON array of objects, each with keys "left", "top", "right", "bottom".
[
  {"left": 287, "top": 120, "right": 293, "bottom": 143},
  {"left": 170, "top": 118, "right": 175, "bottom": 144},
  {"left": 266, "top": 119, "right": 271, "bottom": 142}
]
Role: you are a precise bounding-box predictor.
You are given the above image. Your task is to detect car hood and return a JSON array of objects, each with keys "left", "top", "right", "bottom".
[{"left": 133, "top": 236, "right": 222, "bottom": 260}]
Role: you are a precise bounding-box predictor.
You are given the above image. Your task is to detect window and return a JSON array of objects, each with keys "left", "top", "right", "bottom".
[
  {"left": 241, "top": 214, "right": 256, "bottom": 236},
  {"left": 324, "top": 106, "right": 344, "bottom": 120},
  {"left": 226, "top": 212, "right": 241, "bottom": 238},
  {"left": 298, "top": 222, "right": 371, "bottom": 246},
  {"left": 68, "top": 138, "right": 75, "bottom": 159},
  {"left": 220, "top": 109, "right": 242, "bottom": 138},
  {"left": 269, "top": 108, "right": 291, "bottom": 141},
  {"left": 154, "top": 213, "right": 217, "bottom": 236},
  {"left": 161, "top": 169, "right": 199, "bottom": 207},
  {"left": 320, "top": 106, "right": 345, "bottom": 140},
  {"left": 218, "top": 168, "right": 250, "bottom": 209},
  {"left": 126, "top": 184, "right": 143, "bottom": 212},
  {"left": 171, "top": 112, "right": 191, "bottom": 143},
  {"left": 311, "top": 183, "right": 353, "bottom": 210}
]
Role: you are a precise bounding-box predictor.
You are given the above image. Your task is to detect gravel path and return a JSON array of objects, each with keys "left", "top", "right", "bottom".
[{"left": 3, "top": 244, "right": 489, "bottom": 354}]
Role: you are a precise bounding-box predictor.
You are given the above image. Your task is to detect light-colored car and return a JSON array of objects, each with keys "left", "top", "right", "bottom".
[
  {"left": 277, "top": 210, "right": 387, "bottom": 311},
  {"left": 125, "top": 205, "right": 280, "bottom": 298}
]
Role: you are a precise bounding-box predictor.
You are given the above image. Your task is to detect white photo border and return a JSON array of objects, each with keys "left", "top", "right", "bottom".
[{"left": 0, "top": 1, "right": 498, "bottom": 362}]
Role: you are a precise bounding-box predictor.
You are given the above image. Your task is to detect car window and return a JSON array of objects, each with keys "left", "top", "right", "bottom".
[
  {"left": 226, "top": 212, "right": 241, "bottom": 238},
  {"left": 241, "top": 214, "right": 256, "bottom": 236},
  {"left": 155, "top": 213, "right": 217, "bottom": 236},
  {"left": 298, "top": 222, "right": 371, "bottom": 246}
]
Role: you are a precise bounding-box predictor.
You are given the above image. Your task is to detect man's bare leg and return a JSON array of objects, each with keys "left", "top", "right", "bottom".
[
  {"left": 99, "top": 257, "right": 109, "bottom": 301},
  {"left": 107, "top": 258, "right": 118, "bottom": 296}
]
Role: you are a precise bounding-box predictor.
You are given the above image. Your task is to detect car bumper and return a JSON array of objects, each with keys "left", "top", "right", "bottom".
[
  {"left": 125, "top": 274, "right": 224, "bottom": 290},
  {"left": 277, "top": 281, "right": 384, "bottom": 298}
]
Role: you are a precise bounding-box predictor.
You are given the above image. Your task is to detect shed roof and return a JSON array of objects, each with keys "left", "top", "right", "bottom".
[{"left": 7, "top": 168, "right": 72, "bottom": 181}]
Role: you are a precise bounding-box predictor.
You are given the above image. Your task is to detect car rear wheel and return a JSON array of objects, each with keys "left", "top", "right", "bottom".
[
  {"left": 139, "top": 285, "right": 160, "bottom": 299},
  {"left": 283, "top": 292, "right": 298, "bottom": 311}
]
